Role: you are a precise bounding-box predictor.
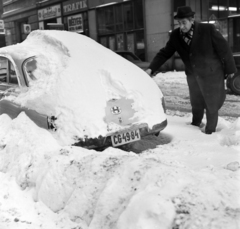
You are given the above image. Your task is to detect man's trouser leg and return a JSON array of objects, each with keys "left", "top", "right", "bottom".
[
  {"left": 188, "top": 78, "right": 205, "bottom": 126},
  {"left": 205, "top": 109, "right": 218, "bottom": 134}
]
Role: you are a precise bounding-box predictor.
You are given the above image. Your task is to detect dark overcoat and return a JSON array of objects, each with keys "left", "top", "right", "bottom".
[{"left": 149, "top": 21, "right": 237, "bottom": 113}]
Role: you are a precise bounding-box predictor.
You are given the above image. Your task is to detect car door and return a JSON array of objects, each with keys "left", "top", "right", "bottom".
[
  {"left": 0, "top": 56, "right": 50, "bottom": 129},
  {"left": 0, "top": 57, "right": 21, "bottom": 116}
]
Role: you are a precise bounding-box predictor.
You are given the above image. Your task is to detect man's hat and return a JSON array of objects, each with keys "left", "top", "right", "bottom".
[{"left": 174, "top": 6, "right": 195, "bottom": 19}]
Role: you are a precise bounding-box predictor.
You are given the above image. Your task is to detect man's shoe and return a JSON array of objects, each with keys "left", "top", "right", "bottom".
[
  {"left": 201, "top": 129, "right": 215, "bottom": 134},
  {"left": 191, "top": 122, "right": 205, "bottom": 128}
]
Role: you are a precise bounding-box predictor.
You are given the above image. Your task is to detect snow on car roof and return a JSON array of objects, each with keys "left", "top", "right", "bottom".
[{"left": 0, "top": 30, "right": 165, "bottom": 145}]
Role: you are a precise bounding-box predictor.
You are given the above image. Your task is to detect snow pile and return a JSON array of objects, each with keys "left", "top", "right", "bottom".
[
  {"left": 0, "top": 113, "right": 239, "bottom": 229},
  {"left": 218, "top": 118, "right": 240, "bottom": 147},
  {"left": 1, "top": 30, "right": 165, "bottom": 145}
]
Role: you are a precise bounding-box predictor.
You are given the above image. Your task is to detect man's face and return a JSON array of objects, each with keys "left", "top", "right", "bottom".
[{"left": 178, "top": 18, "right": 193, "bottom": 33}]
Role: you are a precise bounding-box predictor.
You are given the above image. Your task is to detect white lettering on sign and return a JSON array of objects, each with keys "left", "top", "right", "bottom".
[
  {"left": 63, "top": 0, "right": 87, "bottom": 14},
  {"left": 67, "top": 14, "right": 84, "bottom": 33},
  {"left": 38, "top": 5, "right": 61, "bottom": 21}
]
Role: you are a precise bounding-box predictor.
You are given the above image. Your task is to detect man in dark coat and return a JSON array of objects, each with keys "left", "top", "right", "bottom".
[{"left": 146, "top": 6, "right": 237, "bottom": 134}]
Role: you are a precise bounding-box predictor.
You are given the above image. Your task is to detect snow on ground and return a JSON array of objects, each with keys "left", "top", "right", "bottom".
[
  {"left": 0, "top": 110, "right": 239, "bottom": 229},
  {"left": 0, "top": 31, "right": 239, "bottom": 229},
  {"left": 154, "top": 71, "right": 240, "bottom": 118}
]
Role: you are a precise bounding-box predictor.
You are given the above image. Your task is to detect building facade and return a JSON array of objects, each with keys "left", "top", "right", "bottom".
[
  {"left": 0, "top": 0, "right": 6, "bottom": 47},
  {"left": 1, "top": 0, "right": 240, "bottom": 70}
]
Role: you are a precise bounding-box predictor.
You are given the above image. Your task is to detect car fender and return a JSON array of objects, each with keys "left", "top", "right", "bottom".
[{"left": 0, "top": 99, "right": 49, "bottom": 129}]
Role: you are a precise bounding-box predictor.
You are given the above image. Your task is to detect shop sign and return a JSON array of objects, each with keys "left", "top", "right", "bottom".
[
  {"left": 38, "top": 5, "right": 61, "bottom": 21},
  {"left": 63, "top": 0, "right": 88, "bottom": 16},
  {"left": 67, "top": 14, "right": 83, "bottom": 33},
  {"left": 0, "top": 20, "right": 5, "bottom": 34}
]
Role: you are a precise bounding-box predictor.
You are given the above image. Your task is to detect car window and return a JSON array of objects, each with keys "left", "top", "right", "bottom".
[
  {"left": 9, "top": 62, "right": 18, "bottom": 84},
  {"left": 234, "top": 55, "right": 240, "bottom": 69},
  {"left": 0, "top": 57, "right": 7, "bottom": 83},
  {"left": 0, "top": 57, "right": 18, "bottom": 85},
  {"left": 23, "top": 58, "right": 37, "bottom": 82},
  {"left": 122, "top": 52, "right": 140, "bottom": 61}
]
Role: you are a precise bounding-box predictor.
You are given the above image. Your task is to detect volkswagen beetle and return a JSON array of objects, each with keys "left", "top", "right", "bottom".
[{"left": 0, "top": 30, "right": 167, "bottom": 150}]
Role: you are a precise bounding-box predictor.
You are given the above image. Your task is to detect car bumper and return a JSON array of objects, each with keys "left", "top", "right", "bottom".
[{"left": 73, "top": 119, "right": 168, "bottom": 150}]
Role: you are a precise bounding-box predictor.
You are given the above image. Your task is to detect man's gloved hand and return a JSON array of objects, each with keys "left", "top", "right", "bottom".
[
  {"left": 145, "top": 69, "right": 152, "bottom": 76},
  {"left": 226, "top": 73, "right": 235, "bottom": 79}
]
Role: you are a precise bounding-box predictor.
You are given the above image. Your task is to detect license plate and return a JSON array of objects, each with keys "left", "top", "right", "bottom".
[{"left": 111, "top": 129, "right": 141, "bottom": 147}]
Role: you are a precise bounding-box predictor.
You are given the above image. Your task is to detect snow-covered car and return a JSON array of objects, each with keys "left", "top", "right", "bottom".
[
  {"left": 0, "top": 30, "right": 167, "bottom": 150},
  {"left": 227, "top": 52, "right": 240, "bottom": 95}
]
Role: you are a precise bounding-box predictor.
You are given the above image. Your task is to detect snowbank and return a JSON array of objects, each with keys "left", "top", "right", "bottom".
[{"left": 0, "top": 113, "right": 239, "bottom": 229}]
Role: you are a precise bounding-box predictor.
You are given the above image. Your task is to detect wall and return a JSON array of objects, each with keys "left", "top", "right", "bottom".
[{"left": 2, "top": 0, "right": 38, "bottom": 45}]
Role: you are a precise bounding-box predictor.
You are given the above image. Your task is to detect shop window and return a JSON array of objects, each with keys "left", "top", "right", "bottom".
[
  {"left": 229, "top": 0, "right": 239, "bottom": 14},
  {"left": 97, "top": 0, "right": 145, "bottom": 59},
  {"left": 109, "top": 36, "right": 115, "bottom": 51},
  {"left": 218, "top": 19, "right": 228, "bottom": 39},
  {"left": 115, "top": 5, "right": 123, "bottom": 32},
  {"left": 127, "top": 33, "right": 135, "bottom": 53},
  {"left": 218, "top": 0, "right": 229, "bottom": 18},
  {"left": 100, "top": 36, "right": 108, "bottom": 47},
  {"left": 229, "top": 17, "right": 240, "bottom": 52},
  {"left": 135, "top": 30, "right": 145, "bottom": 61},
  {"left": 116, "top": 34, "right": 124, "bottom": 50},
  {"left": 123, "top": 3, "right": 133, "bottom": 30},
  {"left": 98, "top": 6, "right": 114, "bottom": 35},
  {"left": 209, "top": 0, "right": 220, "bottom": 19},
  {"left": 208, "top": 0, "right": 239, "bottom": 19},
  {"left": 134, "top": 0, "right": 144, "bottom": 29}
]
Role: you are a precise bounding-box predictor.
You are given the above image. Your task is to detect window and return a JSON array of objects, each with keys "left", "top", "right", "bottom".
[
  {"left": 23, "top": 57, "right": 37, "bottom": 83},
  {"left": 115, "top": 5, "right": 123, "bottom": 32},
  {"left": 229, "top": 16, "right": 240, "bottom": 52},
  {"left": 123, "top": 3, "right": 133, "bottom": 30},
  {"left": 0, "top": 57, "right": 7, "bottom": 83},
  {"left": 0, "top": 56, "right": 18, "bottom": 84},
  {"left": 98, "top": 6, "right": 115, "bottom": 35},
  {"left": 9, "top": 62, "right": 18, "bottom": 84},
  {"left": 97, "top": 0, "right": 145, "bottom": 60},
  {"left": 208, "top": 0, "right": 239, "bottom": 19}
]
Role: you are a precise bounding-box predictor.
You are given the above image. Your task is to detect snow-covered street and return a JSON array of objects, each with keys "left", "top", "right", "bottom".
[
  {"left": 0, "top": 30, "right": 239, "bottom": 229},
  {"left": 0, "top": 72, "right": 239, "bottom": 229},
  {"left": 154, "top": 72, "right": 240, "bottom": 119}
]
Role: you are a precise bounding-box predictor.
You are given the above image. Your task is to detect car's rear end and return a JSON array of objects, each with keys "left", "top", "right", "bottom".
[{"left": 74, "top": 95, "right": 167, "bottom": 150}]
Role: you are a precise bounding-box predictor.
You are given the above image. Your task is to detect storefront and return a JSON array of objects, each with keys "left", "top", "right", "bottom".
[
  {"left": 0, "top": 20, "right": 6, "bottom": 47},
  {"left": 38, "top": 4, "right": 63, "bottom": 30},
  {"left": 200, "top": 0, "right": 240, "bottom": 52},
  {"left": 62, "top": 0, "right": 89, "bottom": 35},
  {"left": 92, "top": 0, "right": 145, "bottom": 61}
]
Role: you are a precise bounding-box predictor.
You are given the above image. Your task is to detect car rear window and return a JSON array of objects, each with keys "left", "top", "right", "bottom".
[
  {"left": 0, "top": 57, "right": 18, "bottom": 85},
  {"left": 23, "top": 58, "right": 38, "bottom": 83},
  {"left": 234, "top": 55, "right": 240, "bottom": 69},
  {"left": 0, "top": 57, "right": 7, "bottom": 83}
]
